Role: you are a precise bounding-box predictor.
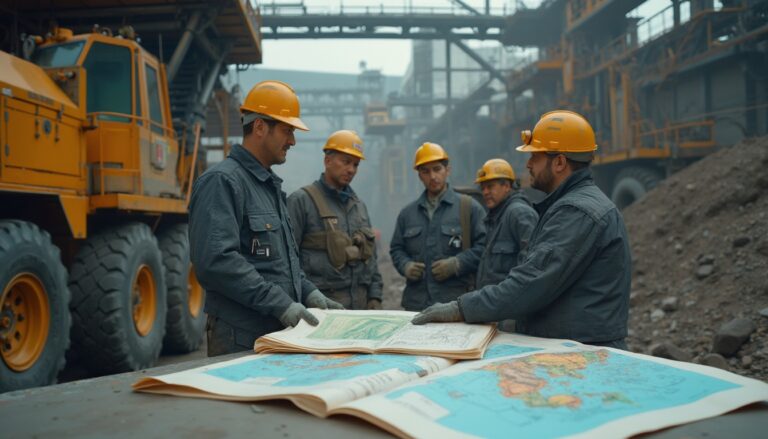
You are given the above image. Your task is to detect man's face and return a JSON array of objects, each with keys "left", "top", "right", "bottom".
[
  {"left": 417, "top": 162, "right": 450, "bottom": 196},
  {"left": 324, "top": 151, "right": 360, "bottom": 188},
  {"left": 480, "top": 179, "right": 512, "bottom": 209},
  {"left": 262, "top": 121, "right": 296, "bottom": 166},
  {"left": 527, "top": 152, "right": 556, "bottom": 193}
]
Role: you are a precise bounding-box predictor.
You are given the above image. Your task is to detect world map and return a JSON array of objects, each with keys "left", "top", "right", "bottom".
[
  {"left": 205, "top": 353, "right": 430, "bottom": 387},
  {"left": 307, "top": 315, "right": 412, "bottom": 340},
  {"left": 386, "top": 349, "right": 740, "bottom": 438}
]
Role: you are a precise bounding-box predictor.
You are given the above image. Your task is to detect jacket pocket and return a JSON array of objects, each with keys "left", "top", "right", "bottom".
[
  {"left": 440, "top": 223, "right": 463, "bottom": 255},
  {"left": 402, "top": 226, "right": 423, "bottom": 257},
  {"left": 247, "top": 212, "right": 283, "bottom": 260},
  {"left": 490, "top": 240, "right": 518, "bottom": 274}
]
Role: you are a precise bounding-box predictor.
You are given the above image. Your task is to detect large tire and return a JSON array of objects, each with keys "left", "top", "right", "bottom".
[
  {"left": 0, "top": 220, "right": 70, "bottom": 392},
  {"left": 69, "top": 223, "right": 166, "bottom": 374},
  {"left": 611, "top": 167, "right": 663, "bottom": 210},
  {"left": 158, "top": 223, "right": 205, "bottom": 353}
]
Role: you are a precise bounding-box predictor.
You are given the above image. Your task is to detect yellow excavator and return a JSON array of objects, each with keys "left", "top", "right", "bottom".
[{"left": 0, "top": 27, "right": 204, "bottom": 392}]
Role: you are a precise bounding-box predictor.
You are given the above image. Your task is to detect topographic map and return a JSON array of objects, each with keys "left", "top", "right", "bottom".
[
  {"left": 384, "top": 349, "right": 741, "bottom": 438},
  {"left": 205, "top": 353, "right": 430, "bottom": 387},
  {"left": 307, "top": 315, "right": 411, "bottom": 340}
]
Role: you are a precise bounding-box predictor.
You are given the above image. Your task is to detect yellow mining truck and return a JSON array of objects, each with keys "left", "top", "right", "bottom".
[{"left": 0, "top": 27, "right": 205, "bottom": 392}]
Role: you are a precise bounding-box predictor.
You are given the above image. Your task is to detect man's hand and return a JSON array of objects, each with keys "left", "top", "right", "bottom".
[
  {"left": 367, "top": 298, "right": 383, "bottom": 310},
  {"left": 404, "top": 261, "right": 426, "bottom": 281},
  {"left": 279, "top": 303, "right": 319, "bottom": 327},
  {"left": 305, "top": 289, "right": 345, "bottom": 310},
  {"left": 411, "top": 301, "right": 463, "bottom": 325},
  {"left": 431, "top": 257, "right": 459, "bottom": 282}
]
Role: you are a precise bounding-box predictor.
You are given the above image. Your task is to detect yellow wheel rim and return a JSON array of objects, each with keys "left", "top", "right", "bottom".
[
  {"left": 187, "top": 265, "right": 203, "bottom": 318},
  {"left": 132, "top": 265, "right": 157, "bottom": 337},
  {"left": 1, "top": 273, "right": 50, "bottom": 372}
]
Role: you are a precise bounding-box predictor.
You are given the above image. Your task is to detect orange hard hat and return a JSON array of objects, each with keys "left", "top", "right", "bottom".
[
  {"left": 240, "top": 80, "right": 309, "bottom": 131},
  {"left": 413, "top": 142, "right": 449, "bottom": 169},
  {"left": 323, "top": 130, "right": 365, "bottom": 160},
  {"left": 516, "top": 110, "right": 597, "bottom": 154},
  {"left": 475, "top": 159, "right": 515, "bottom": 184}
]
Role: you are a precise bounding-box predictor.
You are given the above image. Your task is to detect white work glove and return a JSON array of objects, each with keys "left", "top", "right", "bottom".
[
  {"left": 411, "top": 301, "right": 463, "bottom": 325},
  {"left": 278, "top": 303, "right": 319, "bottom": 327},
  {"left": 305, "top": 289, "right": 345, "bottom": 310}
]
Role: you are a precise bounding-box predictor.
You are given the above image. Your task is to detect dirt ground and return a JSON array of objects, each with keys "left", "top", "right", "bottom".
[{"left": 622, "top": 136, "right": 768, "bottom": 381}]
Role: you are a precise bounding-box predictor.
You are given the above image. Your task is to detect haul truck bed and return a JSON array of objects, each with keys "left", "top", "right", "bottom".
[{"left": 1, "top": 353, "right": 766, "bottom": 438}]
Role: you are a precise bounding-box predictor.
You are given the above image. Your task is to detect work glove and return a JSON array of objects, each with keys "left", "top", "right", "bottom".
[
  {"left": 278, "top": 303, "right": 319, "bottom": 327},
  {"left": 404, "top": 261, "right": 426, "bottom": 281},
  {"left": 411, "top": 301, "right": 463, "bottom": 325},
  {"left": 305, "top": 289, "right": 345, "bottom": 310},
  {"left": 367, "top": 298, "right": 383, "bottom": 310},
  {"left": 431, "top": 257, "right": 460, "bottom": 282}
]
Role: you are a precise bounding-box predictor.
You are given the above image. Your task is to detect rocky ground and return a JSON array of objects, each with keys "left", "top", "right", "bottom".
[{"left": 623, "top": 135, "right": 768, "bottom": 381}]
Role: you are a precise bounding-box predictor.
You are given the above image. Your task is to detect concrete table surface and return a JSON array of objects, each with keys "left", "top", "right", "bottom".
[{"left": 1, "top": 353, "right": 767, "bottom": 439}]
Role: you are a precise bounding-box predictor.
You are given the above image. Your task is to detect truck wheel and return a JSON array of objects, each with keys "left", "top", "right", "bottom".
[
  {"left": 69, "top": 223, "right": 166, "bottom": 374},
  {"left": 158, "top": 223, "right": 205, "bottom": 353},
  {"left": 611, "top": 167, "right": 662, "bottom": 209},
  {"left": 0, "top": 220, "right": 70, "bottom": 392}
]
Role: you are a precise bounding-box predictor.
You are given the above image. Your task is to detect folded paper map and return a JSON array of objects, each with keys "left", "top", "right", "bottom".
[
  {"left": 133, "top": 334, "right": 768, "bottom": 438},
  {"left": 254, "top": 309, "right": 497, "bottom": 360}
]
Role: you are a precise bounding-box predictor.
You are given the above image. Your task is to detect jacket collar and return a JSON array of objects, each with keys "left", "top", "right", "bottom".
[
  {"left": 486, "top": 192, "right": 514, "bottom": 223},
  {"left": 418, "top": 184, "right": 458, "bottom": 209},
  {"left": 317, "top": 173, "right": 356, "bottom": 203},
  {"left": 533, "top": 168, "right": 593, "bottom": 216},
  {"left": 229, "top": 143, "right": 283, "bottom": 186}
]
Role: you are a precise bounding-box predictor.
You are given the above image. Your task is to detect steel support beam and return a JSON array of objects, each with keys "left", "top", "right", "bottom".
[
  {"left": 198, "top": 49, "right": 229, "bottom": 111},
  {"left": 451, "top": 39, "right": 506, "bottom": 83},
  {"left": 167, "top": 11, "right": 201, "bottom": 84},
  {"left": 450, "top": 0, "right": 481, "bottom": 15}
]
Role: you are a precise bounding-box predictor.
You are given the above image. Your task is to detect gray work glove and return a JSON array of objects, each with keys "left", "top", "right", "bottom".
[
  {"left": 278, "top": 303, "right": 319, "bottom": 327},
  {"left": 305, "top": 289, "right": 345, "bottom": 310},
  {"left": 431, "top": 257, "right": 460, "bottom": 282},
  {"left": 411, "top": 301, "right": 463, "bottom": 325},
  {"left": 404, "top": 261, "right": 426, "bottom": 281},
  {"left": 367, "top": 298, "right": 383, "bottom": 310}
]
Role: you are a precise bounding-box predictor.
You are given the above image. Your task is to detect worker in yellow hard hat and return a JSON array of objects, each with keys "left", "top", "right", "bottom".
[
  {"left": 413, "top": 110, "right": 632, "bottom": 350},
  {"left": 287, "top": 130, "right": 383, "bottom": 310},
  {"left": 474, "top": 158, "right": 538, "bottom": 289},
  {"left": 389, "top": 142, "right": 486, "bottom": 311},
  {"left": 189, "top": 80, "right": 342, "bottom": 357}
]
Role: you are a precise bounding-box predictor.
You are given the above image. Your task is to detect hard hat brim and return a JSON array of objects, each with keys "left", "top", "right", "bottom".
[
  {"left": 273, "top": 115, "right": 310, "bottom": 131},
  {"left": 516, "top": 144, "right": 550, "bottom": 153},
  {"left": 324, "top": 147, "right": 365, "bottom": 160}
]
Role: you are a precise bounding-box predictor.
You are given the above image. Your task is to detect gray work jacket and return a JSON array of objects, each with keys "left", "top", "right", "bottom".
[
  {"left": 189, "top": 144, "right": 316, "bottom": 337},
  {"left": 390, "top": 185, "right": 486, "bottom": 311},
  {"left": 458, "top": 168, "right": 631, "bottom": 344},
  {"left": 476, "top": 191, "right": 538, "bottom": 288},
  {"left": 287, "top": 176, "right": 383, "bottom": 308}
]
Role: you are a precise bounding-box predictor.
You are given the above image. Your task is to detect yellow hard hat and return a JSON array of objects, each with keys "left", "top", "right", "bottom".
[
  {"left": 323, "top": 130, "right": 365, "bottom": 160},
  {"left": 475, "top": 159, "right": 515, "bottom": 184},
  {"left": 516, "top": 110, "right": 596, "bottom": 153},
  {"left": 240, "top": 80, "right": 309, "bottom": 131},
  {"left": 413, "top": 142, "right": 449, "bottom": 169}
]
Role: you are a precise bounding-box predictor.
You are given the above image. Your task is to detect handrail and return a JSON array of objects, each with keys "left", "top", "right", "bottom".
[{"left": 88, "top": 111, "right": 176, "bottom": 138}]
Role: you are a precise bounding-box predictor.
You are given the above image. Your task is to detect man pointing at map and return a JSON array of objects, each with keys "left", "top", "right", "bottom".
[{"left": 412, "top": 110, "right": 631, "bottom": 350}]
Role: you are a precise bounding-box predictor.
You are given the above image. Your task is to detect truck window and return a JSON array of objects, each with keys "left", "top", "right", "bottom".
[
  {"left": 144, "top": 64, "right": 164, "bottom": 134},
  {"left": 83, "top": 42, "right": 131, "bottom": 122},
  {"left": 32, "top": 41, "right": 85, "bottom": 67}
]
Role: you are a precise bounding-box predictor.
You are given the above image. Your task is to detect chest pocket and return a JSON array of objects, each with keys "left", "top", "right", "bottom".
[
  {"left": 440, "top": 224, "right": 462, "bottom": 255},
  {"left": 402, "top": 226, "right": 423, "bottom": 256},
  {"left": 247, "top": 212, "right": 282, "bottom": 261},
  {"left": 490, "top": 240, "right": 518, "bottom": 273}
]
